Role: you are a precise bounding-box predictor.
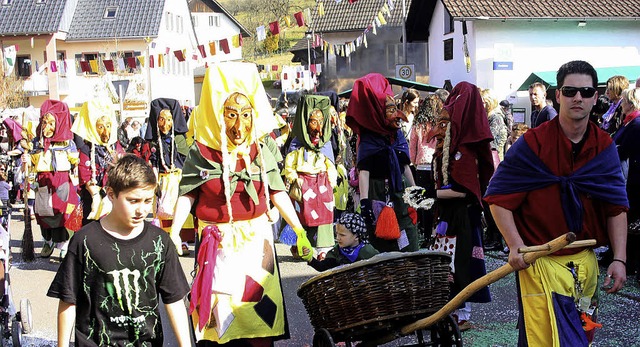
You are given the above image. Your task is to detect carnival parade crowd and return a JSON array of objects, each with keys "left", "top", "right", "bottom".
[{"left": 2, "top": 60, "right": 639, "bottom": 346}]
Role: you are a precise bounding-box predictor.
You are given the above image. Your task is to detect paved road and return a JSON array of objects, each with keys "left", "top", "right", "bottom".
[{"left": 6, "top": 215, "right": 640, "bottom": 346}]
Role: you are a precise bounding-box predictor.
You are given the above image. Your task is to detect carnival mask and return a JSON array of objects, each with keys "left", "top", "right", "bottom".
[
  {"left": 42, "top": 113, "right": 56, "bottom": 138},
  {"left": 430, "top": 110, "right": 451, "bottom": 150},
  {"left": 223, "top": 92, "right": 253, "bottom": 146},
  {"left": 384, "top": 95, "right": 408, "bottom": 130},
  {"left": 308, "top": 109, "right": 324, "bottom": 145},
  {"left": 95, "top": 116, "right": 112, "bottom": 144},
  {"left": 158, "top": 109, "right": 173, "bottom": 135}
]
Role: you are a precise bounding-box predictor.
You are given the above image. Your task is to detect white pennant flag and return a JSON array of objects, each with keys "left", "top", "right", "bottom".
[
  {"left": 3, "top": 45, "right": 16, "bottom": 76},
  {"left": 256, "top": 26, "right": 266, "bottom": 41}
]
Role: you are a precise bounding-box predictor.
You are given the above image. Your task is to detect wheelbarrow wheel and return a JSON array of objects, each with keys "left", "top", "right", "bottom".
[
  {"left": 19, "top": 299, "right": 33, "bottom": 334},
  {"left": 11, "top": 318, "right": 21, "bottom": 347},
  {"left": 313, "top": 328, "right": 335, "bottom": 347},
  {"left": 430, "top": 314, "right": 462, "bottom": 347}
]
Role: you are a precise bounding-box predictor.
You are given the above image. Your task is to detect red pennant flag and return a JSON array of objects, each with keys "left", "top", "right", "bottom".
[
  {"left": 80, "top": 61, "right": 90, "bottom": 73},
  {"left": 192, "top": 53, "right": 198, "bottom": 60},
  {"left": 149, "top": 55, "right": 155, "bottom": 68},
  {"left": 349, "top": 0, "right": 357, "bottom": 3},
  {"left": 103, "top": 60, "right": 115, "bottom": 72},
  {"left": 50, "top": 61, "right": 58, "bottom": 72},
  {"left": 238, "top": 34, "right": 243, "bottom": 47},
  {"left": 294, "top": 11, "right": 305, "bottom": 27},
  {"left": 165, "top": 47, "right": 170, "bottom": 54},
  {"left": 220, "top": 39, "right": 230, "bottom": 54},
  {"left": 198, "top": 44, "right": 207, "bottom": 58},
  {"left": 272, "top": 65, "right": 278, "bottom": 71},
  {"left": 174, "top": 50, "right": 185, "bottom": 62},
  {"left": 269, "top": 21, "right": 280, "bottom": 35},
  {"left": 127, "top": 57, "right": 137, "bottom": 69}
]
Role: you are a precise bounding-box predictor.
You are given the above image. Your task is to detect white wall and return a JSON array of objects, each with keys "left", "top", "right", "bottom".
[
  {"left": 192, "top": 11, "right": 243, "bottom": 62},
  {"left": 429, "top": 0, "right": 640, "bottom": 118}
]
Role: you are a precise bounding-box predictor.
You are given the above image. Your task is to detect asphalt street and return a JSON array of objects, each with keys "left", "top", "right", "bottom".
[{"left": 6, "top": 214, "right": 640, "bottom": 346}]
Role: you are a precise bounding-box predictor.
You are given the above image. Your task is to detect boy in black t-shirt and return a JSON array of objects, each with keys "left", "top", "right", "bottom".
[{"left": 47, "top": 155, "right": 191, "bottom": 346}]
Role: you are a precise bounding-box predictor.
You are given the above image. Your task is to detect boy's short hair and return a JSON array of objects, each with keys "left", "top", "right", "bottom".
[
  {"left": 107, "top": 154, "right": 157, "bottom": 196},
  {"left": 337, "top": 213, "right": 368, "bottom": 243}
]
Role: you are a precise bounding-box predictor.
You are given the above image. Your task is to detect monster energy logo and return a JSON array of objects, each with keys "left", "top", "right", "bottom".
[{"left": 108, "top": 269, "right": 141, "bottom": 313}]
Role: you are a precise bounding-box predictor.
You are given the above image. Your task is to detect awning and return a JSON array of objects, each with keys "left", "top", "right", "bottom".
[
  {"left": 517, "top": 66, "right": 640, "bottom": 91},
  {"left": 339, "top": 76, "right": 439, "bottom": 98}
]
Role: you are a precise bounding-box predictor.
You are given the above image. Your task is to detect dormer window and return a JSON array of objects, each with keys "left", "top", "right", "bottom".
[{"left": 104, "top": 6, "right": 118, "bottom": 19}]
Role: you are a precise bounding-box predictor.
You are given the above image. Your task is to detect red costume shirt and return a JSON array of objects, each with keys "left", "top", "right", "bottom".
[{"left": 484, "top": 118, "right": 627, "bottom": 255}]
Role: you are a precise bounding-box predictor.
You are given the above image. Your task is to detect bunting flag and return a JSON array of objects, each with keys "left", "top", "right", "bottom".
[
  {"left": 382, "top": 3, "right": 390, "bottom": 15},
  {"left": 388, "top": 0, "right": 394, "bottom": 11},
  {"left": 318, "top": 1, "right": 325, "bottom": 16},
  {"left": 174, "top": 50, "right": 185, "bottom": 62},
  {"left": 149, "top": 55, "right": 155, "bottom": 68},
  {"left": 151, "top": 42, "right": 156, "bottom": 49},
  {"left": 127, "top": 57, "right": 137, "bottom": 69},
  {"left": 232, "top": 35, "right": 240, "bottom": 48},
  {"left": 272, "top": 65, "right": 278, "bottom": 71},
  {"left": 294, "top": 11, "right": 305, "bottom": 27},
  {"left": 192, "top": 53, "right": 198, "bottom": 60},
  {"left": 256, "top": 26, "right": 266, "bottom": 41},
  {"left": 377, "top": 12, "right": 387, "bottom": 26},
  {"left": 198, "top": 44, "right": 207, "bottom": 58},
  {"left": 165, "top": 47, "right": 170, "bottom": 54},
  {"left": 349, "top": 0, "right": 357, "bottom": 3},
  {"left": 239, "top": 34, "right": 243, "bottom": 46},
  {"left": 3, "top": 45, "right": 16, "bottom": 76},
  {"left": 220, "top": 39, "right": 230, "bottom": 54},
  {"left": 304, "top": 8, "right": 311, "bottom": 26},
  {"left": 89, "top": 60, "right": 99, "bottom": 73},
  {"left": 158, "top": 54, "right": 164, "bottom": 67},
  {"left": 137, "top": 56, "right": 145, "bottom": 67},
  {"left": 209, "top": 41, "right": 216, "bottom": 55},
  {"left": 284, "top": 15, "right": 291, "bottom": 27},
  {"left": 30, "top": 37, "right": 34, "bottom": 48},
  {"left": 363, "top": 34, "right": 368, "bottom": 48},
  {"left": 50, "top": 61, "right": 58, "bottom": 72},
  {"left": 372, "top": 23, "right": 377, "bottom": 35},
  {"left": 80, "top": 61, "right": 90, "bottom": 73},
  {"left": 269, "top": 21, "right": 280, "bottom": 35},
  {"left": 118, "top": 58, "right": 126, "bottom": 71},
  {"left": 103, "top": 60, "right": 114, "bottom": 72}
]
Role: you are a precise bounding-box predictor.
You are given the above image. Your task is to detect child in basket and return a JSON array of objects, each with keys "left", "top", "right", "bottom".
[
  {"left": 303, "top": 213, "right": 379, "bottom": 271},
  {"left": 47, "top": 155, "right": 191, "bottom": 346}
]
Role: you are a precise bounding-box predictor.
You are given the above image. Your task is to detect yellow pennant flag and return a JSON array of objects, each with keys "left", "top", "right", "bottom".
[
  {"left": 318, "top": 1, "right": 325, "bottom": 16},
  {"left": 329, "top": 44, "right": 334, "bottom": 55},
  {"left": 382, "top": 3, "right": 390, "bottom": 15},
  {"left": 158, "top": 54, "right": 164, "bottom": 67},
  {"left": 209, "top": 41, "right": 216, "bottom": 56},
  {"left": 89, "top": 60, "right": 98, "bottom": 73},
  {"left": 378, "top": 12, "right": 387, "bottom": 26},
  {"left": 284, "top": 15, "right": 291, "bottom": 27},
  {"left": 137, "top": 55, "right": 145, "bottom": 67},
  {"left": 232, "top": 35, "right": 240, "bottom": 48}
]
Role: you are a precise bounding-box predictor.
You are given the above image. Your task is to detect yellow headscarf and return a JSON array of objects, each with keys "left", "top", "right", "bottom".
[
  {"left": 71, "top": 99, "right": 118, "bottom": 146},
  {"left": 188, "top": 62, "right": 278, "bottom": 151}
]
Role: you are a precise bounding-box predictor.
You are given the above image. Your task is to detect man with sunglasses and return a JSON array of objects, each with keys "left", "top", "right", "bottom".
[
  {"left": 485, "top": 60, "right": 628, "bottom": 346},
  {"left": 528, "top": 82, "right": 558, "bottom": 128}
]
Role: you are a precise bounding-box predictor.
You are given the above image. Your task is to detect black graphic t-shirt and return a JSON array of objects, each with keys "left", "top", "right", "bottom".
[{"left": 47, "top": 221, "right": 190, "bottom": 346}]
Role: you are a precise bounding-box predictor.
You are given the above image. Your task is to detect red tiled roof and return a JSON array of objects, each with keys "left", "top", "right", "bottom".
[{"left": 443, "top": 0, "right": 640, "bottom": 19}]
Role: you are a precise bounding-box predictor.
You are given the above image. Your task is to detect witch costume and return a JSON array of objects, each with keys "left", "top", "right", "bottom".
[
  {"left": 431, "top": 82, "right": 493, "bottom": 322},
  {"left": 282, "top": 95, "right": 337, "bottom": 254},
  {"left": 72, "top": 99, "right": 124, "bottom": 225},
  {"left": 345, "top": 73, "right": 419, "bottom": 252},
  {"left": 173, "top": 62, "right": 312, "bottom": 345},
  {"left": 30, "top": 100, "right": 81, "bottom": 258}
]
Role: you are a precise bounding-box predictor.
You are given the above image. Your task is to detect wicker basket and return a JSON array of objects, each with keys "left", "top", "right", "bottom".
[{"left": 297, "top": 250, "right": 451, "bottom": 339}]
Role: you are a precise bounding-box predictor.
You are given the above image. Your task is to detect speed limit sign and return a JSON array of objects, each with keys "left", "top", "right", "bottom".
[{"left": 395, "top": 64, "right": 415, "bottom": 81}]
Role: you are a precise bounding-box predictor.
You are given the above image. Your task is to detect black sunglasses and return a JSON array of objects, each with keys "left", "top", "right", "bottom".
[{"left": 560, "top": 86, "right": 597, "bottom": 98}]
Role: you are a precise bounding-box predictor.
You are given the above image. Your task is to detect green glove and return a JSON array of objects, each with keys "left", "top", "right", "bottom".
[{"left": 294, "top": 227, "right": 313, "bottom": 262}]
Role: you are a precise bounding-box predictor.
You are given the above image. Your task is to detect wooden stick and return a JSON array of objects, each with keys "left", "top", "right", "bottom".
[
  {"left": 518, "top": 239, "right": 596, "bottom": 253},
  {"left": 21, "top": 112, "right": 35, "bottom": 262},
  {"left": 361, "top": 232, "right": 577, "bottom": 347}
]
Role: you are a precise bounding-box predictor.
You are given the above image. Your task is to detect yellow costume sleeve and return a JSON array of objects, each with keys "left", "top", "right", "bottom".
[
  {"left": 325, "top": 156, "right": 337, "bottom": 187},
  {"left": 282, "top": 149, "right": 300, "bottom": 183}
]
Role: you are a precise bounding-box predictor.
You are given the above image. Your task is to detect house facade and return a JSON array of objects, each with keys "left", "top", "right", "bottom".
[
  {"left": 1, "top": 0, "right": 198, "bottom": 118},
  {"left": 188, "top": 0, "right": 251, "bottom": 104},
  {"left": 416, "top": 0, "right": 640, "bottom": 122},
  {"left": 309, "top": 0, "right": 429, "bottom": 92}
]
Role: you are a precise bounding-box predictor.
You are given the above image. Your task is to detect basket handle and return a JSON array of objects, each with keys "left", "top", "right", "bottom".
[{"left": 362, "top": 232, "right": 577, "bottom": 346}]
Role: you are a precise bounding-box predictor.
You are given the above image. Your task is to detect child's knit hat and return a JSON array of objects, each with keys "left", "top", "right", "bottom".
[{"left": 337, "top": 213, "right": 368, "bottom": 243}]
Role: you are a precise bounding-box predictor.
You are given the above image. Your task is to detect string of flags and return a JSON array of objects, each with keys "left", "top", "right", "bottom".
[
  {"left": 6, "top": 0, "right": 399, "bottom": 77},
  {"left": 253, "top": 0, "right": 396, "bottom": 59}
]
